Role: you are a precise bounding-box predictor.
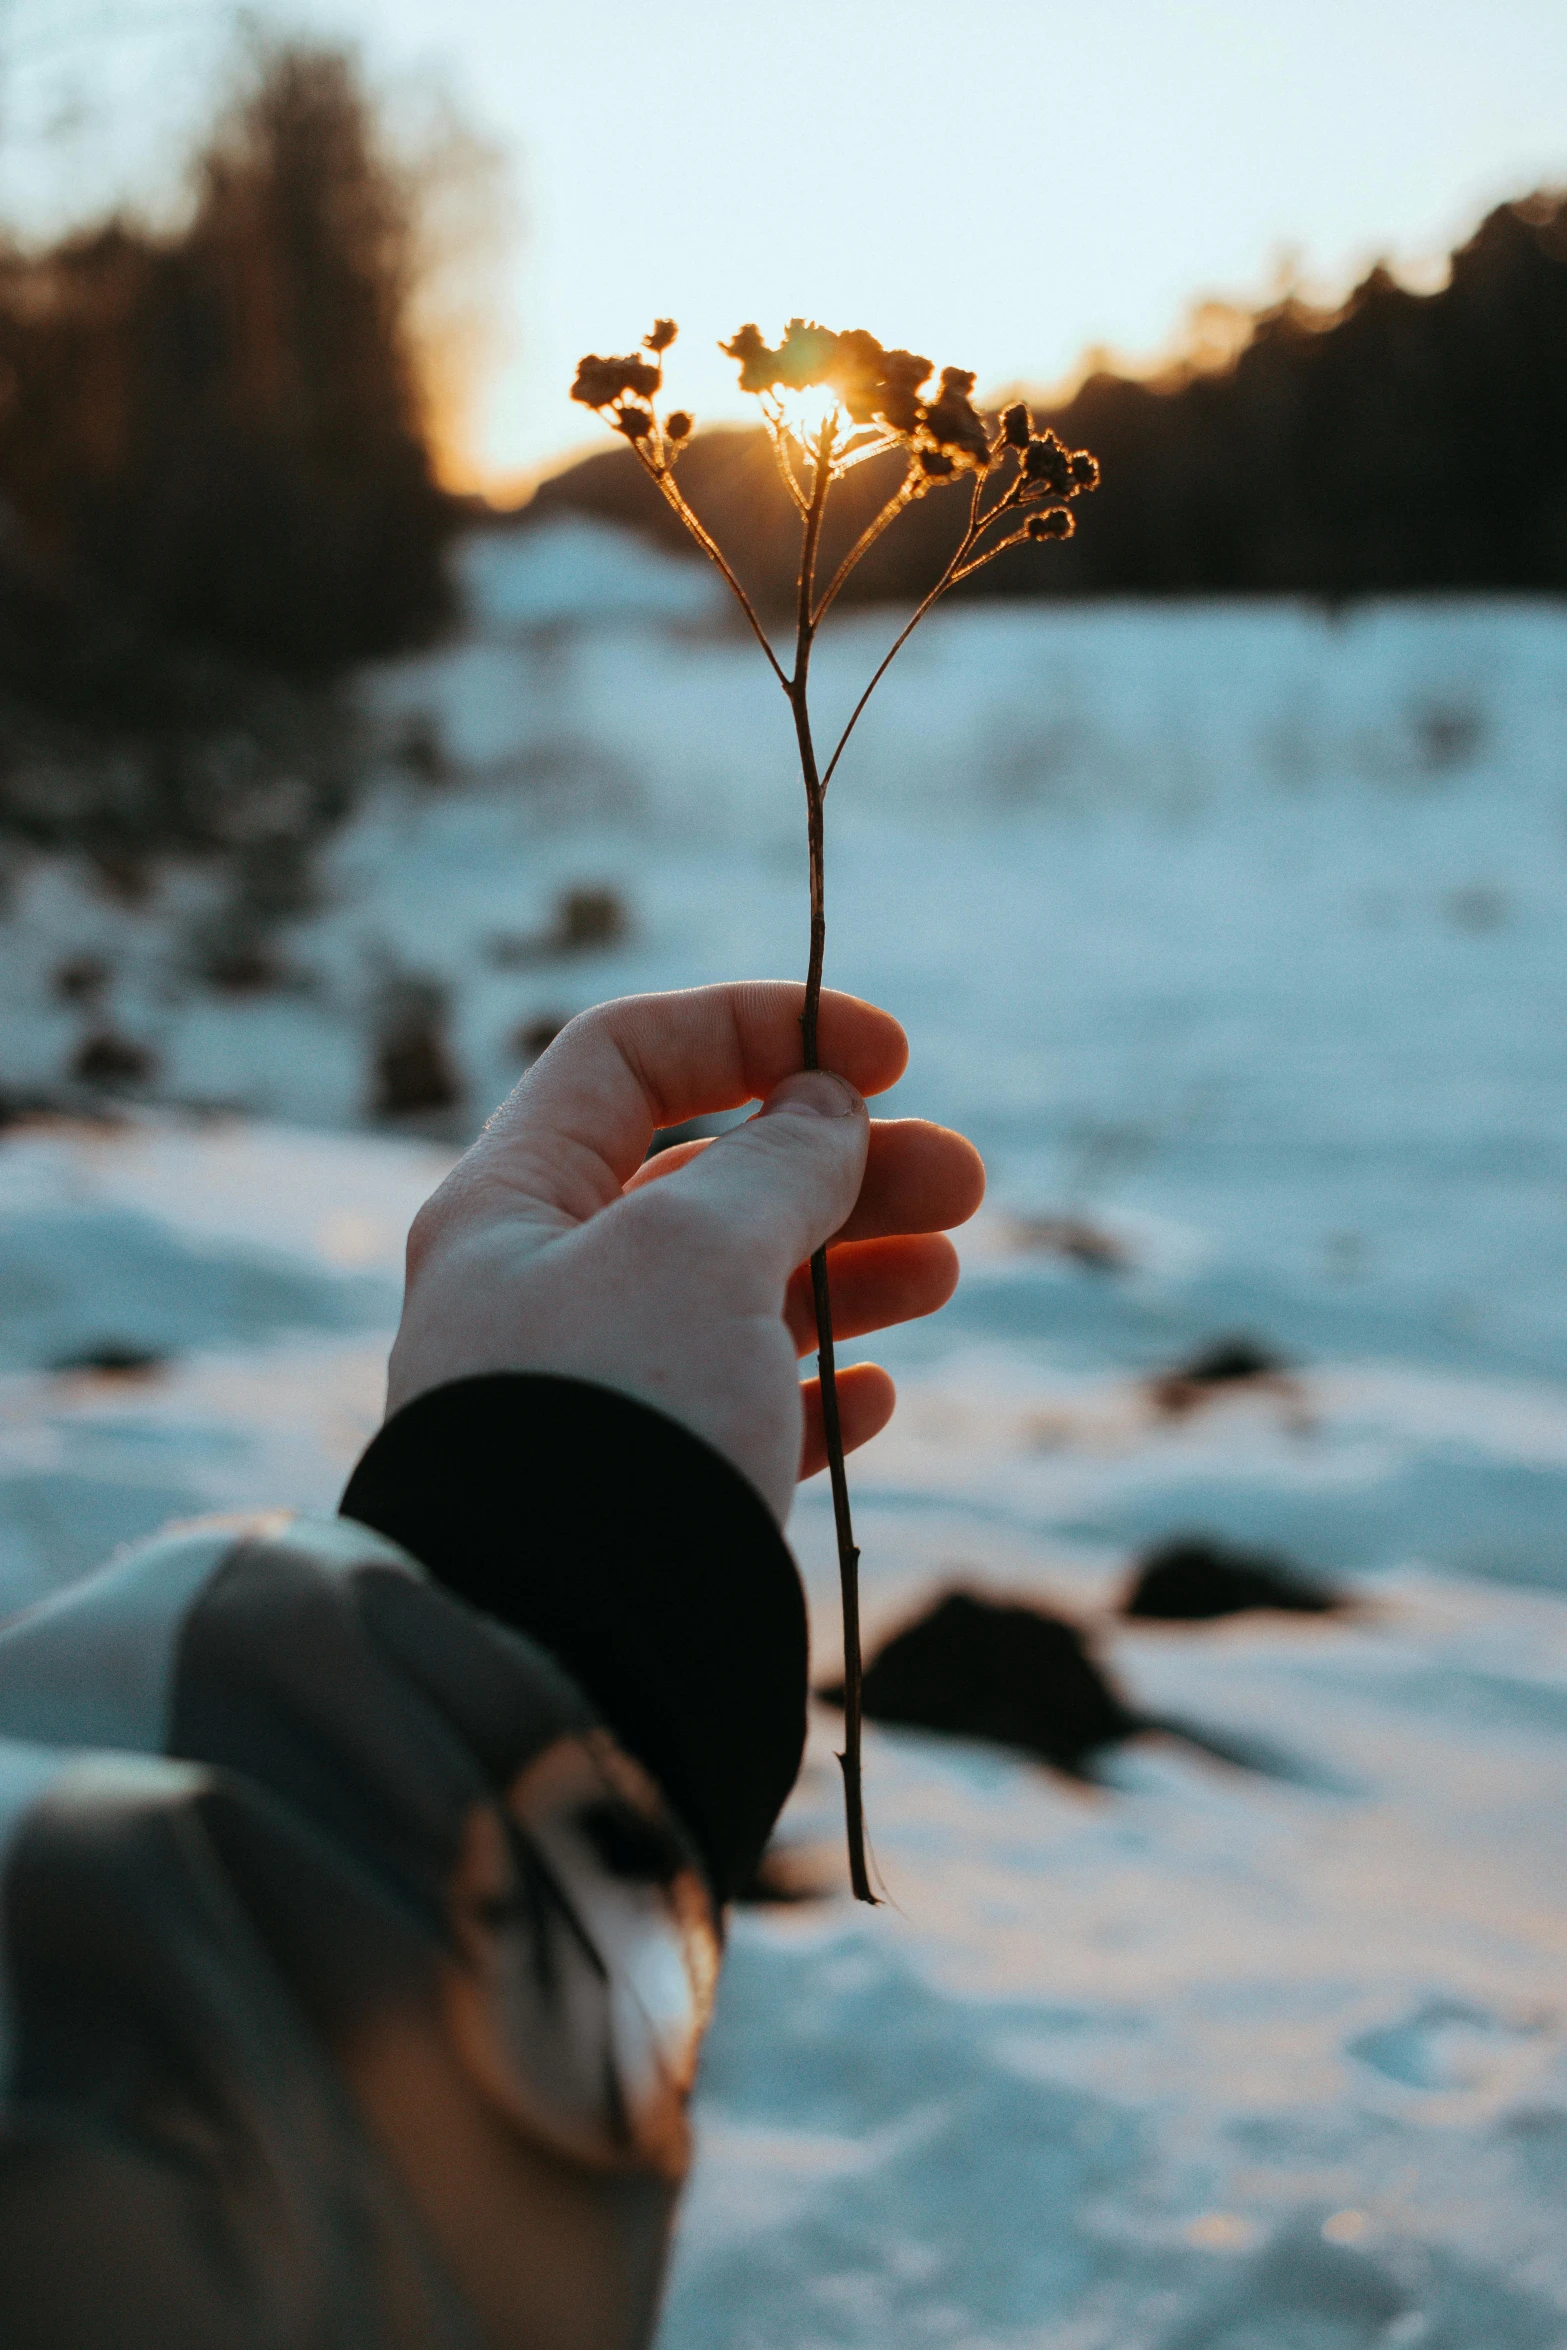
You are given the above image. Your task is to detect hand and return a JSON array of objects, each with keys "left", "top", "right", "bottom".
[{"left": 386, "top": 983, "right": 984, "bottom": 1523}]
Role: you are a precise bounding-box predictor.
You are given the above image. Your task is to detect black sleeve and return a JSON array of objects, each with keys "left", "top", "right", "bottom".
[{"left": 339, "top": 1374, "right": 809, "bottom": 1900}]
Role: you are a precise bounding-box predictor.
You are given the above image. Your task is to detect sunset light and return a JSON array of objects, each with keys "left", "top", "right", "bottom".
[{"left": 2, "top": 0, "right": 1565, "bottom": 489}]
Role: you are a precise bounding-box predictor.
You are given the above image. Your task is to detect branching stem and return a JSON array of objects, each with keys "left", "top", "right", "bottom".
[
  {"left": 636, "top": 449, "right": 790, "bottom": 690},
  {"left": 820, "top": 464, "right": 1025, "bottom": 794},
  {"left": 811, "top": 472, "right": 918, "bottom": 630},
  {"left": 786, "top": 420, "right": 875, "bottom": 1904},
  {"left": 625, "top": 411, "right": 1056, "bottom": 1906}
]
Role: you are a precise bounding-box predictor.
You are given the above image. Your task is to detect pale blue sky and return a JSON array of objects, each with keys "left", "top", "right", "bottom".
[{"left": 6, "top": 0, "right": 1567, "bottom": 486}]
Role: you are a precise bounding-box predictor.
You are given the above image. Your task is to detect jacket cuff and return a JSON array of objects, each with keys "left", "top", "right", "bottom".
[{"left": 339, "top": 1374, "right": 807, "bottom": 1900}]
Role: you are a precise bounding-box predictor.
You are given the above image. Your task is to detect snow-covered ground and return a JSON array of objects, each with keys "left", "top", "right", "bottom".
[{"left": 5, "top": 521, "right": 1567, "bottom": 2343}]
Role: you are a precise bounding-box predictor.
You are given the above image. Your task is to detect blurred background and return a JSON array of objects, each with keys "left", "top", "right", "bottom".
[{"left": 4, "top": 2, "right": 1567, "bottom": 2344}]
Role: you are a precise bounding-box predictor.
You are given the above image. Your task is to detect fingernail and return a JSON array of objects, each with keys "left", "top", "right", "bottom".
[{"left": 761, "top": 1071, "right": 862, "bottom": 1119}]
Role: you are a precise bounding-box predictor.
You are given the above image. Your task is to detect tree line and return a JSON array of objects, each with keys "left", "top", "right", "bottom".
[
  {"left": 0, "top": 44, "right": 457, "bottom": 866},
  {"left": 529, "top": 191, "right": 1567, "bottom": 608}
]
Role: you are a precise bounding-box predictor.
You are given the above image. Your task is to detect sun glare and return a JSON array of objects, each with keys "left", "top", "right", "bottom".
[{"left": 776, "top": 381, "right": 845, "bottom": 449}]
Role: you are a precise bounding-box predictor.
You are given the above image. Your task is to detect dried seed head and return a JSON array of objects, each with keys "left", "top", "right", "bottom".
[
  {"left": 1022, "top": 430, "right": 1073, "bottom": 493},
  {"left": 919, "top": 448, "right": 956, "bottom": 477},
  {"left": 644, "top": 319, "right": 679, "bottom": 353},
  {"left": 613, "top": 404, "right": 654, "bottom": 441},
  {"left": 876, "top": 347, "right": 933, "bottom": 435},
  {"left": 1001, "top": 401, "right": 1032, "bottom": 448},
  {"left": 719, "top": 318, "right": 989, "bottom": 462},
  {"left": 922, "top": 370, "right": 991, "bottom": 467},
  {"left": 1069, "top": 449, "right": 1100, "bottom": 491},
  {"left": 665, "top": 410, "right": 693, "bottom": 441},
  {"left": 719, "top": 323, "right": 776, "bottom": 394},
  {"left": 1027, "top": 507, "right": 1075, "bottom": 540},
  {"left": 572, "top": 353, "right": 663, "bottom": 407}
]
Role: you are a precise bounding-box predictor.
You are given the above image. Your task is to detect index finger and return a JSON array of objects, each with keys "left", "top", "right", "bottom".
[{"left": 471, "top": 983, "right": 908, "bottom": 1221}]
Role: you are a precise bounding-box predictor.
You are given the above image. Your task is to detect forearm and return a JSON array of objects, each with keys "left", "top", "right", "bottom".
[
  {"left": 339, "top": 1371, "right": 809, "bottom": 1901},
  {"left": 0, "top": 1366, "right": 814, "bottom": 2349}
]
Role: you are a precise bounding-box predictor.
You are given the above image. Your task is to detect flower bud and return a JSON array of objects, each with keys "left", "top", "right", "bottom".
[
  {"left": 1023, "top": 431, "right": 1072, "bottom": 493},
  {"left": 572, "top": 353, "right": 662, "bottom": 407},
  {"left": 919, "top": 448, "right": 956, "bottom": 477},
  {"left": 644, "top": 319, "right": 679, "bottom": 352},
  {"left": 1001, "top": 402, "right": 1032, "bottom": 448},
  {"left": 1069, "top": 449, "right": 1100, "bottom": 491},
  {"left": 614, "top": 404, "right": 654, "bottom": 440},
  {"left": 1027, "top": 507, "right": 1074, "bottom": 540},
  {"left": 665, "top": 410, "right": 693, "bottom": 441}
]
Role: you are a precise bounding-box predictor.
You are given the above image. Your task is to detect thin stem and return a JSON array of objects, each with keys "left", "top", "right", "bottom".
[
  {"left": 763, "top": 411, "right": 812, "bottom": 518},
  {"left": 819, "top": 471, "right": 1029, "bottom": 794},
  {"left": 811, "top": 471, "right": 918, "bottom": 630},
  {"left": 635, "top": 447, "right": 791, "bottom": 692},
  {"left": 788, "top": 421, "right": 876, "bottom": 1906},
  {"left": 948, "top": 531, "right": 1035, "bottom": 584}
]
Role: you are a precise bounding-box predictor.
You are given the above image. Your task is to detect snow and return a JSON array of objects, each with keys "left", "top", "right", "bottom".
[{"left": 4, "top": 524, "right": 1567, "bottom": 2341}]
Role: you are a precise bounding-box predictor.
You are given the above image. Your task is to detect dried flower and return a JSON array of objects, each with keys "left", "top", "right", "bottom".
[
  {"left": 571, "top": 352, "right": 663, "bottom": 408},
  {"left": 1022, "top": 430, "right": 1074, "bottom": 494},
  {"left": 571, "top": 311, "right": 1098, "bottom": 1905},
  {"left": 718, "top": 321, "right": 996, "bottom": 471},
  {"left": 921, "top": 368, "right": 991, "bottom": 468}
]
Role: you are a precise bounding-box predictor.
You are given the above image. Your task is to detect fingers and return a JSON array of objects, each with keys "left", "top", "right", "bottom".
[
  {"left": 832, "top": 1120, "right": 985, "bottom": 1243},
  {"left": 627, "top": 1117, "right": 986, "bottom": 1242},
  {"left": 799, "top": 1363, "right": 896, "bottom": 1480},
  {"left": 784, "top": 1233, "right": 958, "bottom": 1354},
  {"left": 650, "top": 1071, "right": 870, "bottom": 1289},
  {"left": 474, "top": 984, "right": 908, "bottom": 1221}
]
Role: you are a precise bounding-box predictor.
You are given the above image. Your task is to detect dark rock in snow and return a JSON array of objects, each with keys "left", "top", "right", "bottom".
[
  {"left": 512, "top": 1013, "right": 569, "bottom": 1063},
  {"left": 71, "top": 1031, "right": 157, "bottom": 1088},
  {"left": 53, "top": 954, "right": 110, "bottom": 1004},
  {"left": 199, "top": 936, "right": 287, "bottom": 993},
  {"left": 50, "top": 1342, "right": 167, "bottom": 1378},
  {"left": 487, "top": 885, "right": 631, "bottom": 969},
  {"left": 1011, "top": 1212, "right": 1131, "bottom": 1272},
  {"left": 1124, "top": 1535, "right": 1345, "bottom": 1621},
  {"left": 371, "top": 978, "right": 462, "bottom": 1118},
  {"left": 1148, "top": 1331, "right": 1302, "bottom": 1416},
  {"left": 554, "top": 885, "right": 628, "bottom": 950},
  {"left": 820, "top": 1589, "right": 1140, "bottom": 1774}
]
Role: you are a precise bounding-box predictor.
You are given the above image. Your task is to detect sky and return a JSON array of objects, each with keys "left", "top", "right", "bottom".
[{"left": 5, "top": 0, "right": 1567, "bottom": 491}]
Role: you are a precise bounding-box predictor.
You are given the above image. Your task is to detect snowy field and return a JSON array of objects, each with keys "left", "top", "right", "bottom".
[{"left": 5, "top": 524, "right": 1567, "bottom": 2344}]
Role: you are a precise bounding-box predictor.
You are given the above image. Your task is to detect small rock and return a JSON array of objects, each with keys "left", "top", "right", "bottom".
[
  {"left": 486, "top": 884, "right": 631, "bottom": 968},
  {"left": 370, "top": 978, "right": 462, "bottom": 1118},
  {"left": 394, "top": 710, "right": 449, "bottom": 787},
  {"left": 1011, "top": 1212, "right": 1130, "bottom": 1272},
  {"left": 1149, "top": 1332, "right": 1301, "bottom": 1417},
  {"left": 201, "top": 937, "right": 285, "bottom": 993},
  {"left": 819, "top": 1589, "right": 1139, "bottom": 1774},
  {"left": 50, "top": 1342, "right": 166, "bottom": 1378},
  {"left": 511, "top": 1013, "right": 568, "bottom": 1063},
  {"left": 1123, "top": 1535, "right": 1344, "bottom": 1621},
  {"left": 89, "top": 852, "right": 152, "bottom": 906},
  {"left": 71, "top": 1031, "right": 157, "bottom": 1089},
  {"left": 555, "top": 885, "right": 627, "bottom": 950},
  {"left": 53, "top": 954, "right": 110, "bottom": 1004}
]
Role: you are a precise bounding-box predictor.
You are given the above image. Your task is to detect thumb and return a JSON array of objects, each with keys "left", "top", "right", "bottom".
[{"left": 642, "top": 1071, "right": 869, "bottom": 1287}]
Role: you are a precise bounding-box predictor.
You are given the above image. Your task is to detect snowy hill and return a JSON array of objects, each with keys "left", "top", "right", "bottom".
[{"left": 4, "top": 539, "right": 1567, "bottom": 2342}]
